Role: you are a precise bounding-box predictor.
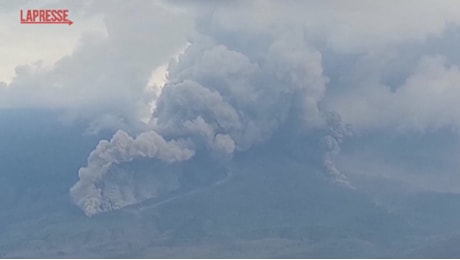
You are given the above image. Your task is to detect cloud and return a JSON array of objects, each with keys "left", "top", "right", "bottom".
[
  {"left": 0, "top": 0, "right": 192, "bottom": 130},
  {"left": 69, "top": 0, "right": 460, "bottom": 216},
  {"left": 190, "top": 0, "right": 460, "bottom": 53},
  {"left": 0, "top": 0, "right": 107, "bottom": 83},
  {"left": 70, "top": 130, "right": 194, "bottom": 216},
  {"left": 4, "top": 0, "right": 460, "bottom": 132},
  {"left": 327, "top": 55, "right": 460, "bottom": 133},
  {"left": 70, "top": 4, "right": 354, "bottom": 215}
]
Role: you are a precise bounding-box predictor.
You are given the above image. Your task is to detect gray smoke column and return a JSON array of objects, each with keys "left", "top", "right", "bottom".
[
  {"left": 320, "top": 112, "right": 353, "bottom": 186},
  {"left": 70, "top": 130, "right": 194, "bottom": 216},
  {"left": 70, "top": 15, "right": 352, "bottom": 216}
]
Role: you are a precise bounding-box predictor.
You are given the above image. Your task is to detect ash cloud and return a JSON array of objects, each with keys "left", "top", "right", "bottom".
[
  {"left": 69, "top": 0, "right": 460, "bottom": 215},
  {"left": 71, "top": 1, "right": 460, "bottom": 215},
  {"left": 0, "top": 0, "right": 445, "bottom": 236},
  {"left": 70, "top": 130, "right": 194, "bottom": 216},
  {"left": 70, "top": 10, "right": 352, "bottom": 215},
  {"left": 0, "top": 0, "right": 459, "bottom": 219},
  {"left": 320, "top": 112, "right": 353, "bottom": 186}
]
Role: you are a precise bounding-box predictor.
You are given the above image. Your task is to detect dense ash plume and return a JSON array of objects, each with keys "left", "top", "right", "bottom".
[
  {"left": 70, "top": 15, "right": 352, "bottom": 216},
  {"left": 70, "top": 130, "right": 193, "bottom": 216}
]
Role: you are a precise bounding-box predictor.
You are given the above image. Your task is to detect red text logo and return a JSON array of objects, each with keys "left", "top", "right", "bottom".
[{"left": 20, "top": 9, "right": 73, "bottom": 26}]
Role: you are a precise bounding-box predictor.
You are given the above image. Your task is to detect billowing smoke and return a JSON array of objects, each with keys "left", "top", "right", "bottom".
[
  {"left": 70, "top": 8, "right": 352, "bottom": 216},
  {"left": 70, "top": 130, "right": 194, "bottom": 216},
  {"left": 320, "top": 112, "right": 353, "bottom": 186}
]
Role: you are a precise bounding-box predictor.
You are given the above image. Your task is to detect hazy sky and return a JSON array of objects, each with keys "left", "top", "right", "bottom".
[{"left": 0, "top": 0, "right": 105, "bottom": 83}]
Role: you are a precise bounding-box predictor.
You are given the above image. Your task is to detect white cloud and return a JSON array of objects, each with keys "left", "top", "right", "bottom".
[
  {"left": 0, "top": 0, "right": 193, "bottom": 130},
  {"left": 181, "top": 0, "right": 460, "bottom": 52},
  {"left": 327, "top": 55, "right": 460, "bottom": 132},
  {"left": 0, "top": 0, "right": 107, "bottom": 83}
]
